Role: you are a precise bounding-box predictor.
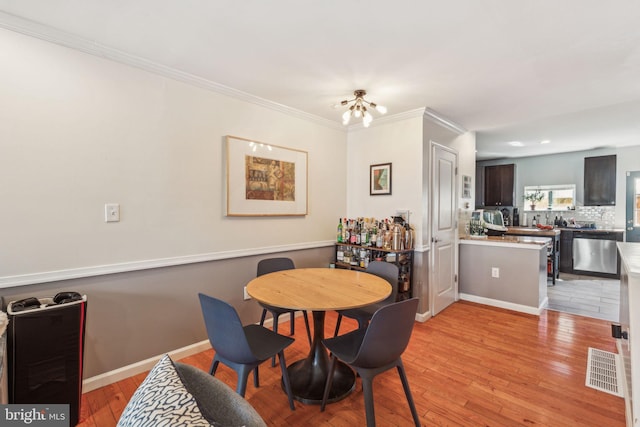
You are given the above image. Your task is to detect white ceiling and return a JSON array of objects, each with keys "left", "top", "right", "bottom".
[{"left": 2, "top": 0, "right": 640, "bottom": 160}]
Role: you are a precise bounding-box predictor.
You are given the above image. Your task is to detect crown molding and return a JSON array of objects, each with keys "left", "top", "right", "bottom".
[
  {"left": 423, "top": 107, "right": 468, "bottom": 135},
  {"left": 0, "top": 13, "right": 468, "bottom": 135},
  {"left": 0, "top": 12, "right": 343, "bottom": 131}
]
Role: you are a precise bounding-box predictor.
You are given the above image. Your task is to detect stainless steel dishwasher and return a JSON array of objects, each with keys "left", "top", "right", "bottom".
[{"left": 572, "top": 231, "right": 622, "bottom": 276}]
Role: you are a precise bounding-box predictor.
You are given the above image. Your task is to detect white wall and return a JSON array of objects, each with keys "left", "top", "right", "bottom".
[
  {"left": 0, "top": 25, "right": 485, "bottom": 379},
  {"left": 0, "top": 28, "right": 347, "bottom": 283},
  {"left": 450, "top": 132, "right": 477, "bottom": 213},
  {"left": 345, "top": 113, "right": 425, "bottom": 245}
]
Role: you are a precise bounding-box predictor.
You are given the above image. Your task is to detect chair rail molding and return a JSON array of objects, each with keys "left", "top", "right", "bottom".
[{"left": 0, "top": 240, "right": 336, "bottom": 288}]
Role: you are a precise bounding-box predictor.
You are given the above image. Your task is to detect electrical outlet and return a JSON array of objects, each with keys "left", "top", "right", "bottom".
[
  {"left": 243, "top": 286, "right": 251, "bottom": 300},
  {"left": 491, "top": 267, "right": 500, "bottom": 278}
]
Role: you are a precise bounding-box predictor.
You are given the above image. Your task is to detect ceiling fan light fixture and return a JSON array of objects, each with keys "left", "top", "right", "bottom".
[{"left": 338, "top": 89, "right": 386, "bottom": 126}]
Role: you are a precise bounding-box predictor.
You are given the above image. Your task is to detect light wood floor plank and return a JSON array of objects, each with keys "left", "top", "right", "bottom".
[{"left": 78, "top": 301, "right": 626, "bottom": 426}]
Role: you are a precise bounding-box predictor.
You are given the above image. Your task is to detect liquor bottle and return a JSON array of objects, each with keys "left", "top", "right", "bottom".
[
  {"left": 360, "top": 220, "right": 368, "bottom": 246},
  {"left": 350, "top": 248, "right": 359, "bottom": 266},
  {"left": 376, "top": 221, "right": 384, "bottom": 248},
  {"left": 337, "top": 218, "right": 343, "bottom": 243},
  {"left": 355, "top": 220, "right": 361, "bottom": 245},
  {"left": 359, "top": 248, "right": 367, "bottom": 268},
  {"left": 370, "top": 221, "right": 378, "bottom": 248},
  {"left": 345, "top": 219, "right": 351, "bottom": 244},
  {"left": 341, "top": 218, "right": 347, "bottom": 242}
]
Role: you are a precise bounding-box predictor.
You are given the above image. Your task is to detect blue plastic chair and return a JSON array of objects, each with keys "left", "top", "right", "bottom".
[
  {"left": 333, "top": 261, "right": 399, "bottom": 336},
  {"left": 257, "top": 258, "right": 312, "bottom": 366},
  {"left": 198, "top": 293, "right": 295, "bottom": 410},
  {"left": 321, "top": 298, "right": 421, "bottom": 426}
]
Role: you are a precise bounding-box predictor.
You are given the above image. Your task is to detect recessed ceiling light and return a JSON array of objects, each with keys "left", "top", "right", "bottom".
[
  {"left": 508, "top": 141, "right": 524, "bottom": 147},
  {"left": 540, "top": 140, "right": 551, "bottom": 144}
]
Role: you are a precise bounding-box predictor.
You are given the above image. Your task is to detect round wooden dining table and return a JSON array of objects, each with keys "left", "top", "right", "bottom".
[{"left": 246, "top": 267, "right": 391, "bottom": 404}]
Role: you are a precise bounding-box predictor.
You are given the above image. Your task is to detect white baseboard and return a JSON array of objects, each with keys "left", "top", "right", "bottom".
[
  {"left": 82, "top": 317, "right": 280, "bottom": 393},
  {"left": 459, "top": 293, "right": 543, "bottom": 316},
  {"left": 82, "top": 340, "right": 212, "bottom": 393},
  {"left": 616, "top": 340, "right": 634, "bottom": 427},
  {"left": 416, "top": 310, "right": 431, "bottom": 322}
]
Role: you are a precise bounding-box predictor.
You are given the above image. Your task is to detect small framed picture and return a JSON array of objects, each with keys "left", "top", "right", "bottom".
[{"left": 370, "top": 163, "right": 392, "bottom": 195}]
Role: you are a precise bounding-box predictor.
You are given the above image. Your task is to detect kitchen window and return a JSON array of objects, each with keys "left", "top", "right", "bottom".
[{"left": 524, "top": 184, "right": 575, "bottom": 211}]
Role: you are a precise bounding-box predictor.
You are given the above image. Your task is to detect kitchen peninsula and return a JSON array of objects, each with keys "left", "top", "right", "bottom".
[
  {"left": 459, "top": 235, "right": 551, "bottom": 315},
  {"left": 505, "top": 226, "right": 561, "bottom": 284}
]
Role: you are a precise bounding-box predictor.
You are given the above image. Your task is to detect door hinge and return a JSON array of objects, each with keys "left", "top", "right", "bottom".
[
  {"left": 454, "top": 274, "right": 458, "bottom": 283},
  {"left": 455, "top": 167, "right": 458, "bottom": 175}
]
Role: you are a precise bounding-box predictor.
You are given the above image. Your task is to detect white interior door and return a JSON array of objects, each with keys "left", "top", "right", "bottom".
[{"left": 431, "top": 143, "right": 458, "bottom": 315}]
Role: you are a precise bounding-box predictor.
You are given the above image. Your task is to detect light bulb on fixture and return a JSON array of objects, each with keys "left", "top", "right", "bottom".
[
  {"left": 337, "top": 90, "right": 386, "bottom": 126},
  {"left": 342, "top": 110, "right": 351, "bottom": 123},
  {"left": 374, "top": 104, "right": 387, "bottom": 114}
]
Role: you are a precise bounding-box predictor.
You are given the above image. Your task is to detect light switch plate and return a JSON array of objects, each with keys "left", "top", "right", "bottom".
[{"left": 105, "top": 203, "right": 120, "bottom": 222}]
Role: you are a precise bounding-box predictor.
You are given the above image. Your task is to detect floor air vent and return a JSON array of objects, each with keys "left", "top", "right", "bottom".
[{"left": 586, "top": 347, "right": 624, "bottom": 397}]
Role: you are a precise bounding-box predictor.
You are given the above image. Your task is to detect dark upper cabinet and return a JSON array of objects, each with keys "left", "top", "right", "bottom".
[
  {"left": 483, "top": 164, "right": 515, "bottom": 206},
  {"left": 584, "top": 155, "right": 616, "bottom": 206}
]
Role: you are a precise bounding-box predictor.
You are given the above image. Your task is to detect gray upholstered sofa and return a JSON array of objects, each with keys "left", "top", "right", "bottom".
[
  {"left": 174, "top": 362, "right": 267, "bottom": 427},
  {"left": 117, "top": 354, "right": 266, "bottom": 427}
]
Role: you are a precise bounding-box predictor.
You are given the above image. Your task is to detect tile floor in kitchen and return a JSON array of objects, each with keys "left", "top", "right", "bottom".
[{"left": 546, "top": 272, "right": 620, "bottom": 322}]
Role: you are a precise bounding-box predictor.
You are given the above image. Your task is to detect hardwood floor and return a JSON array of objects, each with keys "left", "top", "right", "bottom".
[{"left": 78, "top": 301, "right": 626, "bottom": 426}]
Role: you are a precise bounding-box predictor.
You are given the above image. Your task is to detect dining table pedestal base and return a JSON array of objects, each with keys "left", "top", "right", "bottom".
[
  {"left": 284, "top": 311, "right": 356, "bottom": 404},
  {"left": 286, "top": 357, "right": 355, "bottom": 405}
]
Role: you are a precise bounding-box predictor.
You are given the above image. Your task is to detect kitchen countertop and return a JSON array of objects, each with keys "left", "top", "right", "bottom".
[
  {"left": 460, "top": 235, "right": 551, "bottom": 249},
  {"left": 507, "top": 226, "right": 625, "bottom": 235},
  {"left": 506, "top": 226, "right": 560, "bottom": 237},
  {"left": 560, "top": 227, "right": 625, "bottom": 233},
  {"left": 618, "top": 242, "right": 640, "bottom": 277}
]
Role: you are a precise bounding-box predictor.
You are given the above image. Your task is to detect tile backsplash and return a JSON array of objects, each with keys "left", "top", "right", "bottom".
[
  {"left": 572, "top": 206, "right": 616, "bottom": 229},
  {"left": 523, "top": 206, "right": 615, "bottom": 229}
]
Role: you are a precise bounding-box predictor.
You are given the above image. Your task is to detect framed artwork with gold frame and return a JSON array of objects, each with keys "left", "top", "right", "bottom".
[{"left": 226, "top": 135, "right": 308, "bottom": 216}]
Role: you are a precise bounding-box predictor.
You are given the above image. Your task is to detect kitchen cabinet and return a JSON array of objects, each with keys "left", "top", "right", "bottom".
[
  {"left": 559, "top": 228, "right": 623, "bottom": 278},
  {"left": 584, "top": 155, "right": 616, "bottom": 206},
  {"left": 559, "top": 230, "right": 573, "bottom": 273},
  {"left": 484, "top": 164, "right": 515, "bottom": 206}
]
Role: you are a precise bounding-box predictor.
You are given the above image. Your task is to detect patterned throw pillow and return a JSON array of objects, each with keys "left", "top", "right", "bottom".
[{"left": 117, "top": 354, "right": 211, "bottom": 427}]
